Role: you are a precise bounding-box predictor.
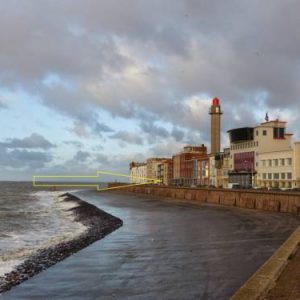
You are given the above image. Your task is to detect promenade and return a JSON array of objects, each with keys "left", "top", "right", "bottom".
[
  {"left": 266, "top": 247, "right": 300, "bottom": 299},
  {"left": 3, "top": 191, "right": 300, "bottom": 300}
]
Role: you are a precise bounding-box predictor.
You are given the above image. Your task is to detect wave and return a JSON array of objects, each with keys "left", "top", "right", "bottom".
[{"left": 0, "top": 191, "right": 87, "bottom": 278}]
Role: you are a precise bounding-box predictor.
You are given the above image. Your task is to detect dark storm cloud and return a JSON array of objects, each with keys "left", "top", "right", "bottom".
[
  {"left": 140, "top": 121, "right": 169, "bottom": 138},
  {"left": 0, "top": 145, "right": 52, "bottom": 169},
  {"left": 0, "top": 133, "right": 55, "bottom": 149},
  {"left": 1, "top": 0, "right": 300, "bottom": 142}
]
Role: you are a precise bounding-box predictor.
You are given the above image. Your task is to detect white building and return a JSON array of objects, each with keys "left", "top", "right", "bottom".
[
  {"left": 129, "top": 162, "right": 147, "bottom": 184},
  {"left": 228, "top": 119, "right": 300, "bottom": 189}
]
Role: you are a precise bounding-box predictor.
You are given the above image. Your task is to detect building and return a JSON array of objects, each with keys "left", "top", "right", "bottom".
[
  {"left": 173, "top": 145, "right": 207, "bottom": 186},
  {"left": 257, "top": 141, "right": 300, "bottom": 189},
  {"left": 208, "top": 150, "right": 230, "bottom": 188},
  {"left": 228, "top": 119, "right": 300, "bottom": 188},
  {"left": 157, "top": 159, "right": 173, "bottom": 185},
  {"left": 146, "top": 157, "right": 169, "bottom": 182},
  {"left": 193, "top": 155, "right": 209, "bottom": 186},
  {"left": 129, "top": 162, "right": 147, "bottom": 184}
]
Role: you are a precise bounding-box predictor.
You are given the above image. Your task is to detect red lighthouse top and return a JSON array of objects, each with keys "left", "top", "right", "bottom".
[{"left": 212, "top": 97, "right": 220, "bottom": 106}]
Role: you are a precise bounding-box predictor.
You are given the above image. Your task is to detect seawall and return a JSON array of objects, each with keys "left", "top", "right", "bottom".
[{"left": 120, "top": 186, "right": 300, "bottom": 213}]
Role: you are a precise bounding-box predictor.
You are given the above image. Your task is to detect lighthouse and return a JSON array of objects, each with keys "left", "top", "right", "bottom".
[{"left": 209, "top": 97, "right": 222, "bottom": 154}]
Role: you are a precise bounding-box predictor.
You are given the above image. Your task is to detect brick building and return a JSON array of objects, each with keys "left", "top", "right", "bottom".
[{"left": 173, "top": 145, "right": 208, "bottom": 186}]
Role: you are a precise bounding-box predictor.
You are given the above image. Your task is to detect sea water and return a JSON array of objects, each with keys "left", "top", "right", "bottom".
[{"left": 0, "top": 182, "right": 87, "bottom": 277}]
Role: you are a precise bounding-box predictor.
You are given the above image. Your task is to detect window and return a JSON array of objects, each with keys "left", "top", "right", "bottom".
[
  {"left": 281, "top": 173, "right": 286, "bottom": 180},
  {"left": 274, "top": 173, "right": 279, "bottom": 180},
  {"left": 287, "top": 158, "right": 292, "bottom": 166},
  {"left": 281, "top": 158, "right": 285, "bottom": 166},
  {"left": 274, "top": 159, "right": 278, "bottom": 166},
  {"left": 269, "top": 159, "right": 272, "bottom": 167},
  {"left": 263, "top": 130, "right": 267, "bottom": 136},
  {"left": 263, "top": 173, "right": 267, "bottom": 179},
  {"left": 273, "top": 127, "right": 285, "bottom": 139},
  {"left": 287, "top": 173, "right": 292, "bottom": 179},
  {"left": 256, "top": 130, "right": 259, "bottom": 136},
  {"left": 268, "top": 173, "right": 272, "bottom": 179}
]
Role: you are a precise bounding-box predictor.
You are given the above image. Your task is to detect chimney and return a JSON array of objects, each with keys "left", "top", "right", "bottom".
[{"left": 209, "top": 97, "right": 222, "bottom": 154}]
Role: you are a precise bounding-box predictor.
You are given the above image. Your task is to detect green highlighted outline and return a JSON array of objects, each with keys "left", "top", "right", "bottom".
[{"left": 33, "top": 170, "right": 161, "bottom": 191}]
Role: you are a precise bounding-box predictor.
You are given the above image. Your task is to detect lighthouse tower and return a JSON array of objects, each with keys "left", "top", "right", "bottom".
[{"left": 209, "top": 97, "right": 222, "bottom": 154}]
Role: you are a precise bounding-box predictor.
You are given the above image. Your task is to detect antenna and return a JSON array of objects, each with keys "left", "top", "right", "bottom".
[{"left": 265, "top": 112, "right": 269, "bottom": 122}]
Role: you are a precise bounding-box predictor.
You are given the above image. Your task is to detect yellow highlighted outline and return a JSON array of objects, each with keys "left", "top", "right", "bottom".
[{"left": 33, "top": 171, "right": 161, "bottom": 191}]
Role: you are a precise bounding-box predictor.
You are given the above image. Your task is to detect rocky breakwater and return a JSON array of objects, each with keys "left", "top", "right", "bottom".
[{"left": 0, "top": 193, "right": 123, "bottom": 293}]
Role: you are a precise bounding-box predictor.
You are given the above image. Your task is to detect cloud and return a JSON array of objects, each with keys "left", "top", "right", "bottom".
[
  {"left": 63, "top": 140, "right": 84, "bottom": 148},
  {"left": 94, "top": 122, "right": 113, "bottom": 133},
  {"left": 71, "top": 121, "right": 89, "bottom": 138},
  {"left": 73, "top": 150, "right": 90, "bottom": 162},
  {"left": 140, "top": 121, "right": 169, "bottom": 138},
  {"left": 171, "top": 127, "right": 185, "bottom": 142},
  {"left": 150, "top": 139, "right": 185, "bottom": 157},
  {"left": 110, "top": 130, "right": 144, "bottom": 145},
  {"left": 0, "top": 146, "right": 52, "bottom": 169},
  {"left": 0, "top": 100, "right": 7, "bottom": 109},
  {"left": 0, "top": 133, "right": 55, "bottom": 149},
  {"left": 1, "top": 0, "right": 300, "bottom": 178}
]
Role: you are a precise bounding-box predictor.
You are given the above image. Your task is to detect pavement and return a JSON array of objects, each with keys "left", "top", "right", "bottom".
[
  {"left": 2, "top": 191, "right": 300, "bottom": 300},
  {"left": 265, "top": 246, "right": 300, "bottom": 299}
]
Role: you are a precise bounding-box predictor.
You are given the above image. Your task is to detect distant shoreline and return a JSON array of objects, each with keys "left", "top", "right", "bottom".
[{"left": 0, "top": 193, "right": 123, "bottom": 293}]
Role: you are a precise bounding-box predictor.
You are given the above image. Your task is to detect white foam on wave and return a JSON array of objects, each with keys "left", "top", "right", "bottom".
[{"left": 0, "top": 191, "right": 87, "bottom": 278}]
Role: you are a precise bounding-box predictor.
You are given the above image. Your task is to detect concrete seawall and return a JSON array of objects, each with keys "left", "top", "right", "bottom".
[{"left": 121, "top": 186, "right": 300, "bottom": 213}]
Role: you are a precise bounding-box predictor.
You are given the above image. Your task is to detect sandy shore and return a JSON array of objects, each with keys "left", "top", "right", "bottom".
[{"left": 0, "top": 193, "right": 123, "bottom": 293}]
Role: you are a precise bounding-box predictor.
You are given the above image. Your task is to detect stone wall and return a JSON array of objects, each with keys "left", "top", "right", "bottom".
[{"left": 121, "top": 185, "right": 300, "bottom": 213}]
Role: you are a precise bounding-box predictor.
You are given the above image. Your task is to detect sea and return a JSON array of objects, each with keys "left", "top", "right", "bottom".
[{"left": 0, "top": 182, "right": 90, "bottom": 278}]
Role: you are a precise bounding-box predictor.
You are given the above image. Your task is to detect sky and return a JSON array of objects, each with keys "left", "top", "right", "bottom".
[{"left": 0, "top": 0, "right": 300, "bottom": 181}]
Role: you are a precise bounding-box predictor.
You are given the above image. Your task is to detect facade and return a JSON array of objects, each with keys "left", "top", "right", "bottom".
[
  {"left": 173, "top": 145, "right": 207, "bottom": 186},
  {"left": 147, "top": 158, "right": 165, "bottom": 179},
  {"left": 193, "top": 155, "right": 209, "bottom": 186},
  {"left": 294, "top": 142, "right": 300, "bottom": 188},
  {"left": 209, "top": 149, "right": 230, "bottom": 188},
  {"left": 146, "top": 157, "right": 170, "bottom": 183},
  {"left": 129, "top": 162, "right": 147, "bottom": 184},
  {"left": 157, "top": 159, "right": 173, "bottom": 185},
  {"left": 257, "top": 150, "right": 293, "bottom": 188},
  {"left": 129, "top": 98, "right": 300, "bottom": 191},
  {"left": 228, "top": 119, "right": 299, "bottom": 188},
  {"left": 257, "top": 142, "right": 300, "bottom": 189}
]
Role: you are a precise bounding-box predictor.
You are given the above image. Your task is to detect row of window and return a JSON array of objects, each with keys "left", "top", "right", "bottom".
[
  {"left": 256, "top": 129, "right": 268, "bottom": 136},
  {"left": 261, "top": 158, "right": 292, "bottom": 167},
  {"left": 262, "top": 173, "right": 292, "bottom": 180},
  {"left": 230, "top": 141, "right": 259, "bottom": 150}
]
